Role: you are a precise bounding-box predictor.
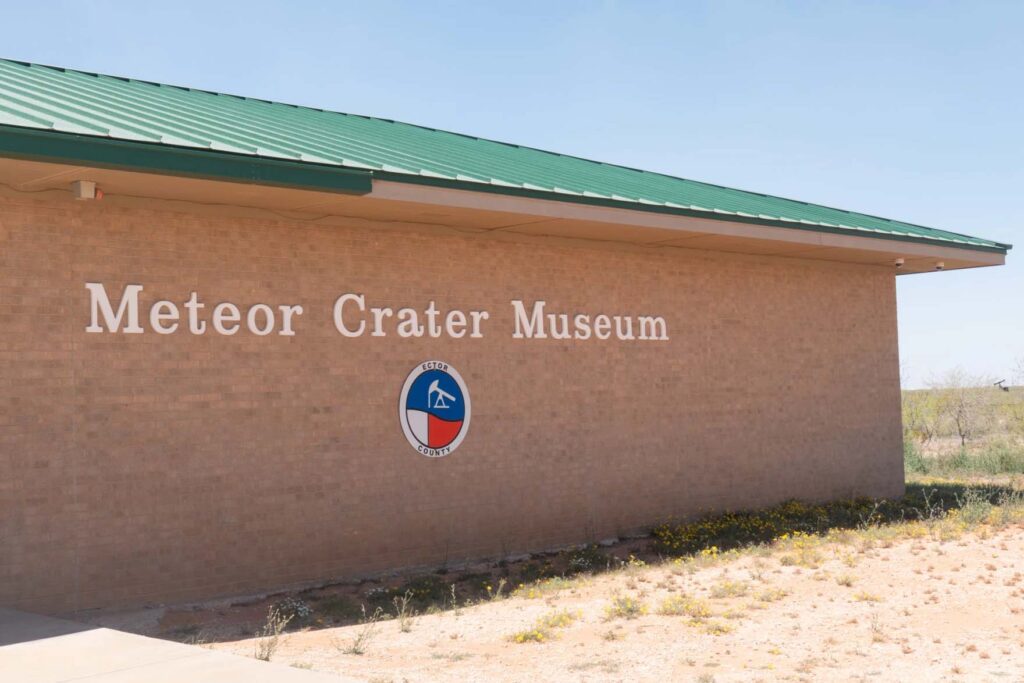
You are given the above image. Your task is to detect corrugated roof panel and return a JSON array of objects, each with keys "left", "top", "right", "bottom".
[{"left": 0, "top": 58, "right": 1009, "bottom": 252}]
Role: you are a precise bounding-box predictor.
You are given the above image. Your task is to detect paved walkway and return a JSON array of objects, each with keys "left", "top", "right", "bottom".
[{"left": 0, "top": 608, "right": 353, "bottom": 682}]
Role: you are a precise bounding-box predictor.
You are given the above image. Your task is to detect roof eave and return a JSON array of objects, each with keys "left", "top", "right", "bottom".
[{"left": 0, "top": 124, "right": 373, "bottom": 195}]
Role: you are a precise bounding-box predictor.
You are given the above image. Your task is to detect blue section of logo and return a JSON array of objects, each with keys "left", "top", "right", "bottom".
[{"left": 405, "top": 369, "right": 465, "bottom": 421}]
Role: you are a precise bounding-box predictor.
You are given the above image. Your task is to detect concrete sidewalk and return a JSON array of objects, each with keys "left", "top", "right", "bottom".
[{"left": 0, "top": 609, "right": 354, "bottom": 682}]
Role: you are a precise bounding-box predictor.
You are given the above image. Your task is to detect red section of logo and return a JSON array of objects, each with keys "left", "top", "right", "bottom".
[{"left": 428, "top": 415, "right": 463, "bottom": 448}]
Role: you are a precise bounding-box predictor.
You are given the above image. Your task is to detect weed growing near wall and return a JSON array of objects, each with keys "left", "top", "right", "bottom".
[
  {"left": 337, "top": 606, "right": 384, "bottom": 655},
  {"left": 253, "top": 607, "right": 292, "bottom": 661},
  {"left": 651, "top": 483, "right": 1021, "bottom": 557}
]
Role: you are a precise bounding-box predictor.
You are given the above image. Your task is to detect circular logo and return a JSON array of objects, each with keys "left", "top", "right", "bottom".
[{"left": 399, "top": 361, "right": 471, "bottom": 457}]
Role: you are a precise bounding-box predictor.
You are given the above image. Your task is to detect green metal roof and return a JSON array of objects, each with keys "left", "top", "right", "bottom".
[{"left": 0, "top": 58, "right": 1009, "bottom": 254}]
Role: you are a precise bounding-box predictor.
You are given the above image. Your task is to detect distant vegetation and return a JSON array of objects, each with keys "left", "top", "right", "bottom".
[{"left": 903, "top": 367, "right": 1024, "bottom": 476}]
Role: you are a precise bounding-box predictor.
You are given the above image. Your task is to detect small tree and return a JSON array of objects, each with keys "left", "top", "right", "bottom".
[
  {"left": 928, "top": 368, "right": 994, "bottom": 448},
  {"left": 902, "top": 389, "right": 940, "bottom": 445},
  {"left": 1005, "top": 357, "right": 1024, "bottom": 439}
]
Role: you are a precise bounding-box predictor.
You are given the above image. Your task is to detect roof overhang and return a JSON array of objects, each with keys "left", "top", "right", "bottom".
[
  {"left": 0, "top": 125, "right": 372, "bottom": 195},
  {"left": 0, "top": 150, "right": 1005, "bottom": 275},
  {"left": 368, "top": 180, "right": 1006, "bottom": 274}
]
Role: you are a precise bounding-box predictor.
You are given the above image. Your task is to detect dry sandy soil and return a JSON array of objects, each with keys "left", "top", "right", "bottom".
[{"left": 193, "top": 526, "right": 1024, "bottom": 682}]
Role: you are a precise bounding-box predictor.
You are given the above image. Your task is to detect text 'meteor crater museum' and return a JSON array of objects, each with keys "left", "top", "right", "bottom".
[{"left": 0, "top": 59, "right": 1010, "bottom": 613}]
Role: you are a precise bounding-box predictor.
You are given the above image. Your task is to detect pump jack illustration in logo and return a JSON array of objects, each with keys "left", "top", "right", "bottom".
[
  {"left": 428, "top": 379, "right": 456, "bottom": 409},
  {"left": 399, "top": 361, "right": 471, "bottom": 457}
]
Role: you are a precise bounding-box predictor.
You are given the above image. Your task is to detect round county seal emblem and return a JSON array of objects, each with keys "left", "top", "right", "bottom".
[{"left": 399, "top": 361, "right": 471, "bottom": 457}]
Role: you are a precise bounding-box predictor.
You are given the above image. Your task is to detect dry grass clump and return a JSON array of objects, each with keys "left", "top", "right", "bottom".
[
  {"left": 777, "top": 532, "right": 823, "bottom": 568},
  {"left": 697, "top": 619, "right": 734, "bottom": 635},
  {"left": 869, "top": 614, "right": 887, "bottom": 642},
  {"left": 835, "top": 574, "right": 856, "bottom": 587},
  {"left": 710, "top": 579, "right": 749, "bottom": 599},
  {"left": 509, "top": 625, "right": 550, "bottom": 644},
  {"left": 510, "top": 609, "right": 580, "bottom": 644},
  {"left": 658, "top": 595, "right": 713, "bottom": 619},
  {"left": 512, "top": 576, "right": 578, "bottom": 600},
  {"left": 755, "top": 587, "right": 788, "bottom": 603},
  {"left": 604, "top": 595, "right": 647, "bottom": 621},
  {"left": 537, "top": 608, "right": 581, "bottom": 630}
]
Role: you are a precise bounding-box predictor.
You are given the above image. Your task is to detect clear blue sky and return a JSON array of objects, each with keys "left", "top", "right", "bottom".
[{"left": 3, "top": 1, "right": 1020, "bottom": 387}]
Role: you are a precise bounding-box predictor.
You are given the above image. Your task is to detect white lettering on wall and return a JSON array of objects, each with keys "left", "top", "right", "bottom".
[
  {"left": 86, "top": 283, "right": 307, "bottom": 337},
  {"left": 509, "top": 300, "right": 665, "bottom": 341},
  {"left": 83, "top": 286, "right": 666, "bottom": 341},
  {"left": 212, "top": 303, "right": 241, "bottom": 335},
  {"left": 638, "top": 315, "right": 669, "bottom": 341},
  {"left": 246, "top": 304, "right": 275, "bottom": 336},
  {"left": 333, "top": 293, "right": 365, "bottom": 337},
  {"left": 185, "top": 291, "right": 206, "bottom": 334},
  {"left": 511, "top": 300, "right": 546, "bottom": 339},
  {"left": 150, "top": 300, "right": 179, "bottom": 334},
  {"left": 85, "top": 283, "right": 144, "bottom": 333},
  {"left": 278, "top": 305, "right": 303, "bottom": 337},
  {"left": 573, "top": 314, "right": 592, "bottom": 340},
  {"left": 469, "top": 311, "right": 489, "bottom": 338},
  {"left": 396, "top": 308, "right": 424, "bottom": 338}
]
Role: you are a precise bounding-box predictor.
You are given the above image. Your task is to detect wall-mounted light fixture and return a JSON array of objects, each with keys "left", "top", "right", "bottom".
[{"left": 70, "top": 180, "right": 103, "bottom": 200}]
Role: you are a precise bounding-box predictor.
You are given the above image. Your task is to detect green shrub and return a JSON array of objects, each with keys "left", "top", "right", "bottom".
[
  {"left": 566, "top": 545, "right": 608, "bottom": 574},
  {"left": 364, "top": 575, "right": 448, "bottom": 611},
  {"left": 315, "top": 594, "right": 362, "bottom": 622},
  {"left": 903, "top": 440, "right": 928, "bottom": 474},
  {"left": 516, "top": 560, "right": 556, "bottom": 584},
  {"left": 975, "top": 442, "right": 1024, "bottom": 474},
  {"left": 272, "top": 597, "right": 312, "bottom": 623},
  {"left": 955, "top": 488, "right": 994, "bottom": 525},
  {"left": 908, "top": 442, "right": 1024, "bottom": 477}
]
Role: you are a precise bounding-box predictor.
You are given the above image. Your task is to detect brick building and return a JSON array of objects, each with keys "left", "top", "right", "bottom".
[{"left": 0, "top": 59, "right": 1009, "bottom": 613}]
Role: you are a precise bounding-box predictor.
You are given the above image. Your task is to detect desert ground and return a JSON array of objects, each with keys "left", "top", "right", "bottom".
[
  {"left": 210, "top": 526, "right": 1024, "bottom": 682},
  {"left": 81, "top": 475, "right": 1024, "bottom": 683}
]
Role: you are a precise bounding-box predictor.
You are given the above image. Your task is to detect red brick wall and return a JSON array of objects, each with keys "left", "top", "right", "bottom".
[{"left": 0, "top": 194, "right": 904, "bottom": 613}]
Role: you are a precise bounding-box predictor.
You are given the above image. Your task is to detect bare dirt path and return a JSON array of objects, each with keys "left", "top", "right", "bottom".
[{"left": 208, "top": 525, "right": 1024, "bottom": 682}]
